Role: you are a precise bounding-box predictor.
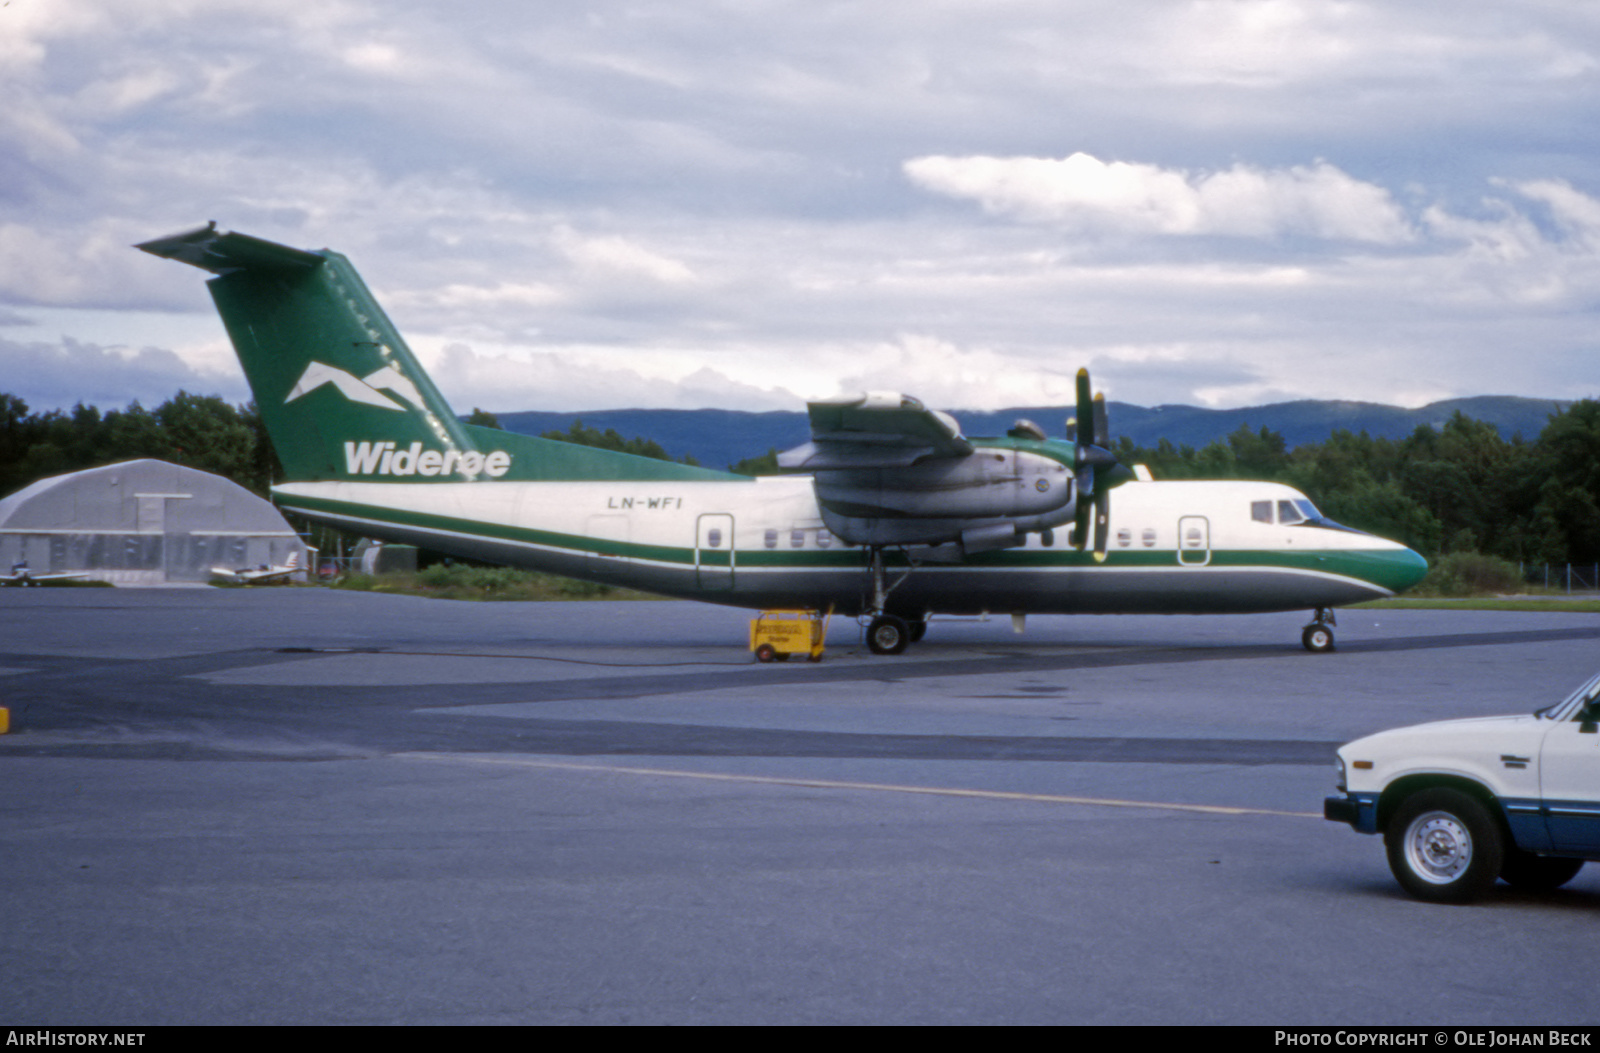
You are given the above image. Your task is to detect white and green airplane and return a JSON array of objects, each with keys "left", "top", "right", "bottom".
[{"left": 137, "top": 224, "right": 1428, "bottom": 654}]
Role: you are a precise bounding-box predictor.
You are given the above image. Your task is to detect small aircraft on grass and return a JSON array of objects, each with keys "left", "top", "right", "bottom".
[
  {"left": 209, "top": 550, "right": 300, "bottom": 586},
  {"left": 137, "top": 224, "right": 1428, "bottom": 653},
  {"left": 0, "top": 561, "right": 89, "bottom": 587}
]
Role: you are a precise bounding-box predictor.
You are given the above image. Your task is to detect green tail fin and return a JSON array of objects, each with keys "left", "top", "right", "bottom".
[{"left": 137, "top": 225, "right": 732, "bottom": 484}]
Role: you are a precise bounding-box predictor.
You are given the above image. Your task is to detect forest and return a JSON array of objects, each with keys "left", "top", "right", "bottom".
[{"left": 3, "top": 390, "right": 1597, "bottom": 567}]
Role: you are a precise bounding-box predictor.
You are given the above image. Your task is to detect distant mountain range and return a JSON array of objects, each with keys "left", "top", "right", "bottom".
[{"left": 494, "top": 395, "right": 1573, "bottom": 471}]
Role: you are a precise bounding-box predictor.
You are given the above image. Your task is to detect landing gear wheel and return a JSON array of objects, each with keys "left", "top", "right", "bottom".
[
  {"left": 1500, "top": 850, "right": 1584, "bottom": 892},
  {"left": 754, "top": 643, "right": 777, "bottom": 663},
  {"left": 1385, "top": 788, "right": 1504, "bottom": 903},
  {"left": 867, "top": 614, "right": 911, "bottom": 655},
  {"left": 1302, "top": 624, "right": 1335, "bottom": 653}
]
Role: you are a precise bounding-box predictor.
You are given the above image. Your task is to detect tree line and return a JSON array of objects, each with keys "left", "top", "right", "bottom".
[
  {"left": 0, "top": 392, "right": 281, "bottom": 499},
  {"left": 1110, "top": 402, "right": 1600, "bottom": 564},
  {"left": 3, "top": 391, "right": 1596, "bottom": 565}
]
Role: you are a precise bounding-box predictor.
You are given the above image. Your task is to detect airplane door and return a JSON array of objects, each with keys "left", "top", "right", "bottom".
[
  {"left": 1177, "top": 516, "right": 1210, "bottom": 566},
  {"left": 696, "top": 514, "right": 734, "bottom": 590}
]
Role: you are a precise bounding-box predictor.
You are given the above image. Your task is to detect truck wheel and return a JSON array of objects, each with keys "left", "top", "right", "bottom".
[
  {"left": 1385, "top": 788, "right": 1503, "bottom": 903},
  {"left": 755, "top": 643, "right": 777, "bottom": 663},
  {"left": 1500, "top": 850, "right": 1584, "bottom": 892}
]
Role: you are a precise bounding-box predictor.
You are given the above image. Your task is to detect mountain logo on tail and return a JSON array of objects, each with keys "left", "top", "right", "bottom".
[{"left": 286, "top": 361, "right": 425, "bottom": 412}]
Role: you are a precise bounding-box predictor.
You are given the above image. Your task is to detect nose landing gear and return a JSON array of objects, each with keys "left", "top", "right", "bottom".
[{"left": 1302, "top": 608, "right": 1337, "bottom": 653}]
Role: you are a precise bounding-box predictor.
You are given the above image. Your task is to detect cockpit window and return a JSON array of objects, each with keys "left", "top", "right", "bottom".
[
  {"left": 1252, "top": 501, "right": 1273, "bottom": 523},
  {"left": 1277, "top": 500, "right": 1305, "bottom": 525},
  {"left": 1295, "top": 499, "right": 1321, "bottom": 521}
]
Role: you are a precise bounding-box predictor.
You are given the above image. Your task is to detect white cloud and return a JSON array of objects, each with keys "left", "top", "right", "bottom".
[
  {"left": 0, "top": 335, "right": 247, "bottom": 410},
  {"left": 904, "top": 153, "right": 1412, "bottom": 243},
  {"left": 1507, "top": 178, "right": 1600, "bottom": 251},
  {"left": 418, "top": 340, "right": 796, "bottom": 413},
  {"left": 1, "top": 0, "right": 1599, "bottom": 419},
  {"left": 552, "top": 226, "right": 697, "bottom": 286}
]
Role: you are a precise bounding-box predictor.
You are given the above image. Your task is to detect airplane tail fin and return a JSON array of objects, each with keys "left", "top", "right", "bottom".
[{"left": 136, "top": 224, "right": 729, "bottom": 484}]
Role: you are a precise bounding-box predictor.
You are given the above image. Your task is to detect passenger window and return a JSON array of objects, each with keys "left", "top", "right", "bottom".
[
  {"left": 1116, "top": 528, "right": 1132, "bottom": 548},
  {"left": 1278, "top": 501, "right": 1304, "bottom": 525},
  {"left": 1252, "top": 501, "right": 1273, "bottom": 523},
  {"left": 764, "top": 529, "right": 778, "bottom": 549},
  {"left": 1141, "top": 528, "right": 1157, "bottom": 548},
  {"left": 816, "top": 531, "right": 832, "bottom": 549},
  {"left": 707, "top": 529, "right": 722, "bottom": 548},
  {"left": 791, "top": 530, "right": 805, "bottom": 548}
]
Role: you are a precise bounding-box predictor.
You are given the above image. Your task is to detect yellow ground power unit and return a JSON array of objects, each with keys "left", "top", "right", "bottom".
[{"left": 749, "top": 607, "right": 833, "bottom": 663}]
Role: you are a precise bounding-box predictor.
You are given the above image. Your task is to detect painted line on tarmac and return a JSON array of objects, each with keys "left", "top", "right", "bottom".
[{"left": 396, "top": 752, "right": 1320, "bottom": 818}]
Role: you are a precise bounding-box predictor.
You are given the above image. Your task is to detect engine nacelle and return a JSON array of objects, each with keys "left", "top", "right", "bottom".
[
  {"left": 812, "top": 449, "right": 1070, "bottom": 519},
  {"left": 811, "top": 449, "right": 1076, "bottom": 550}
]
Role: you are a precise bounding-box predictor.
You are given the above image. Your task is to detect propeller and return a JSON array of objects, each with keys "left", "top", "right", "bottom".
[{"left": 1069, "top": 369, "right": 1133, "bottom": 561}]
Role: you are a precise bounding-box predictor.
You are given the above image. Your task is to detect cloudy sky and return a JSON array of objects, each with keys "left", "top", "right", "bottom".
[{"left": 3, "top": 1, "right": 1597, "bottom": 418}]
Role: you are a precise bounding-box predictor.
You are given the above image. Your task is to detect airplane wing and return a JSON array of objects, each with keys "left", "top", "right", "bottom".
[
  {"left": 0, "top": 569, "right": 89, "bottom": 586},
  {"left": 211, "top": 566, "right": 293, "bottom": 584},
  {"left": 212, "top": 551, "right": 300, "bottom": 585},
  {"left": 777, "top": 392, "right": 974, "bottom": 471}
]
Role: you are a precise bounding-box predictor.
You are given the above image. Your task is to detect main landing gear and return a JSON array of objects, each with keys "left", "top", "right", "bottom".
[
  {"left": 866, "top": 613, "right": 911, "bottom": 655},
  {"left": 864, "top": 613, "right": 929, "bottom": 655},
  {"left": 862, "top": 547, "right": 926, "bottom": 655},
  {"left": 1302, "top": 607, "right": 1337, "bottom": 653}
]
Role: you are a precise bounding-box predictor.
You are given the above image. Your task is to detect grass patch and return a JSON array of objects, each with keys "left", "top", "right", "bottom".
[
  {"left": 1357, "top": 596, "right": 1600, "bottom": 612},
  {"left": 328, "top": 564, "right": 662, "bottom": 602},
  {"left": 1405, "top": 551, "right": 1525, "bottom": 598},
  {"left": 1356, "top": 551, "right": 1600, "bottom": 610}
]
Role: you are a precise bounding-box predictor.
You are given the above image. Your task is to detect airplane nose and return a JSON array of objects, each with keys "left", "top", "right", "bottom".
[
  {"left": 1394, "top": 546, "right": 1430, "bottom": 593},
  {"left": 1348, "top": 541, "right": 1430, "bottom": 596}
]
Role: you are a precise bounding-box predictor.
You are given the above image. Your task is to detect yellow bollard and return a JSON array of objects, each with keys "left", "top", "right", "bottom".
[{"left": 0, "top": 707, "right": 8, "bottom": 734}]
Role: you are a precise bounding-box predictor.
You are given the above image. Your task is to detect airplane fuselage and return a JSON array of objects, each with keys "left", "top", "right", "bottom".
[{"left": 276, "top": 473, "right": 1426, "bottom": 618}]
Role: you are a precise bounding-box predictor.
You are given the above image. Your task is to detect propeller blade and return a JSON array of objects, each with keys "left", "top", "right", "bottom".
[
  {"left": 1069, "top": 368, "right": 1133, "bottom": 556},
  {"left": 1075, "top": 369, "right": 1093, "bottom": 443},
  {"left": 1073, "top": 492, "right": 1091, "bottom": 552},
  {"left": 1092, "top": 489, "right": 1111, "bottom": 563}
]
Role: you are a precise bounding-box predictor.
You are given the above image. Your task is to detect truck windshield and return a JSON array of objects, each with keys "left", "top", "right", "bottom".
[{"left": 1536, "top": 670, "right": 1600, "bottom": 719}]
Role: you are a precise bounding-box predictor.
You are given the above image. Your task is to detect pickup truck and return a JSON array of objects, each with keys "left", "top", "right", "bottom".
[{"left": 1325, "top": 669, "right": 1600, "bottom": 902}]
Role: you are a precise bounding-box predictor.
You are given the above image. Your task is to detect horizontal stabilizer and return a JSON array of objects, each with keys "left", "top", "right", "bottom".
[{"left": 135, "top": 223, "right": 324, "bottom": 275}]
